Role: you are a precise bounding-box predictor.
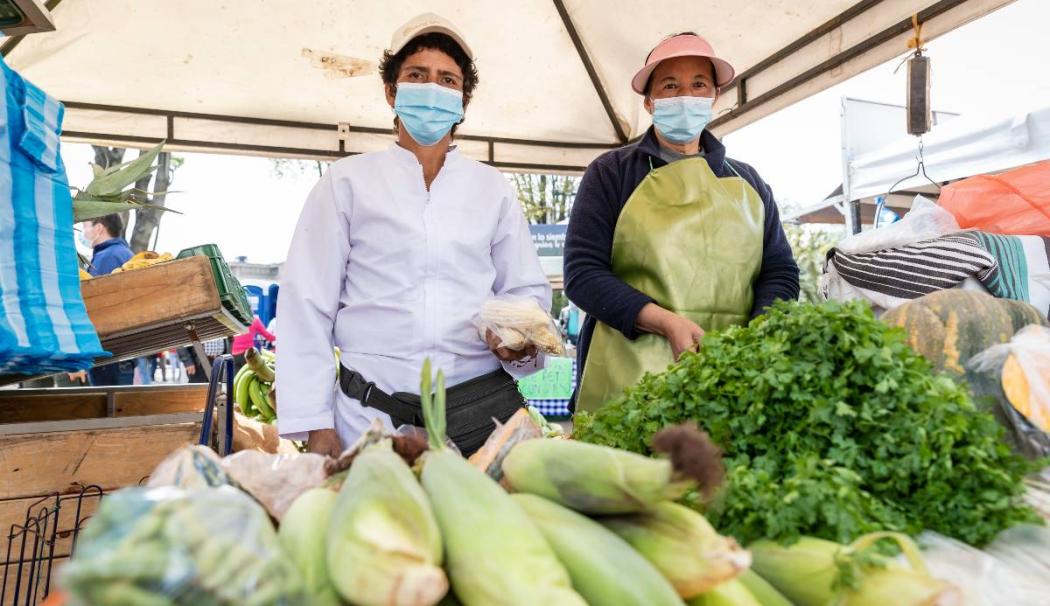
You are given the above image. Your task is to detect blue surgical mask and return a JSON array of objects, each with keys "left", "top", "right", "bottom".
[
  {"left": 651, "top": 96, "right": 714, "bottom": 144},
  {"left": 78, "top": 225, "right": 95, "bottom": 248},
  {"left": 393, "top": 82, "right": 464, "bottom": 146}
]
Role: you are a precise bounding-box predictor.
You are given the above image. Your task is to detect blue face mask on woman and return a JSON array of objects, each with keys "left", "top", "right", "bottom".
[
  {"left": 651, "top": 95, "right": 714, "bottom": 144},
  {"left": 393, "top": 82, "right": 464, "bottom": 146}
]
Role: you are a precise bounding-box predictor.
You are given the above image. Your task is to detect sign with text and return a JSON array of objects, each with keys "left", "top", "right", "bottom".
[
  {"left": 517, "top": 356, "right": 575, "bottom": 400},
  {"left": 529, "top": 225, "right": 568, "bottom": 257}
]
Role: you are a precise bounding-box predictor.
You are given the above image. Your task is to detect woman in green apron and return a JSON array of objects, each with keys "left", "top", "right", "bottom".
[{"left": 564, "top": 33, "right": 800, "bottom": 413}]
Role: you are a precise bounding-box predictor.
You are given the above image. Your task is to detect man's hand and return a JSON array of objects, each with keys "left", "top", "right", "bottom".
[
  {"left": 486, "top": 330, "right": 537, "bottom": 363},
  {"left": 636, "top": 303, "right": 705, "bottom": 361},
  {"left": 307, "top": 428, "right": 343, "bottom": 458},
  {"left": 66, "top": 371, "right": 87, "bottom": 384},
  {"left": 185, "top": 364, "right": 196, "bottom": 376}
]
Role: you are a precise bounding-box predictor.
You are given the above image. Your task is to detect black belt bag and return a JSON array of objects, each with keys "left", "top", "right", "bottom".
[{"left": 338, "top": 365, "right": 524, "bottom": 455}]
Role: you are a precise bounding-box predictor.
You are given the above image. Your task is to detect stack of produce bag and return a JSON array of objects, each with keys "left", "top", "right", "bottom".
[
  {"left": 61, "top": 486, "right": 304, "bottom": 605},
  {"left": 0, "top": 56, "right": 107, "bottom": 374}
]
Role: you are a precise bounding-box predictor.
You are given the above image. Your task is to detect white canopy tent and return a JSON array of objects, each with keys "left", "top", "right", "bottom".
[
  {"left": 3, "top": 0, "right": 1014, "bottom": 172},
  {"left": 790, "top": 102, "right": 1050, "bottom": 224}
]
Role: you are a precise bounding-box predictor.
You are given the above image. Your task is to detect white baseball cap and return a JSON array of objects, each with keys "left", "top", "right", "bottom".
[{"left": 389, "top": 13, "right": 474, "bottom": 60}]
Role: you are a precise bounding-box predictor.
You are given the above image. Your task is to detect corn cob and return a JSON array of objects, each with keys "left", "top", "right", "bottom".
[
  {"left": 418, "top": 360, "right": 586, "bottom": 606},
  {"left": 749, "top": 532, "right": 961, "bottom": 606},
  {"left": 601, "top": 502, "right": 751, "bottom": 598},
  {"left": 736, "top": 570, "right": 793, "bottom": 606},
  {"left": 278, "top": 489, "right": 341, "bottom": 606},
  {"left": 327, "top": 439, "right": 446, "bottom": 606},
  {"left": 502, "top": 423, "right": 723, "bottom": 514},
  {"left": 480, "top": 298, "right": 551, "bottom": 330},
  {"left": 686, "top": 579, "right": 762, "bottom": 606},
  {"left": 513, "top": 493, "right": 684, "bottom": 606}
]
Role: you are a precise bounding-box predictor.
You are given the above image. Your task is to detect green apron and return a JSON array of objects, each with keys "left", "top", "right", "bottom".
[{"left": 576, "top": 156, "right": 765, "bottom": 413}]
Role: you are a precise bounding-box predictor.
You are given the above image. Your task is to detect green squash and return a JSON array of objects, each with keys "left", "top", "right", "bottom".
[{"left": 881, "top": 290, "right": 1045, "bottom": 376}]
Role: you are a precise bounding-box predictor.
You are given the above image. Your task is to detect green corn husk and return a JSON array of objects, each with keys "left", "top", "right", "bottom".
[
  {"left": 327, "top": 439, "right": 447, "bottom": 606},
  {"left": 512, "top": 493, "right": 684, "bottom": 606},
  {"left": 501, "top": 439, "right": 689, "bottom": 514},
  {"left": 687, "top": 579, "right": 762, "bottom": 606},
  {"left": 601, "top": 502, "right": 751, "bottom": 598},
  {"left": 278, "top": 489, "right": 341, "bottom": 606},
  {"left": 749, "top": 533, "right": 962, "bottom": 606},
  {"left": 418, "top": 360, "right": 586, "bottom": 606},
  {"left": 736, "top": 570, "right": 792, "bottom": 606}
]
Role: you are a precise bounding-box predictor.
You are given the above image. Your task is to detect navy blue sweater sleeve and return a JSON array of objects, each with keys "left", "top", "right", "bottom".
[
  {"left": 563, "top": 158, "right": 654, "bottom": 340},
  {"left": 735, "top": 163, "right": 800, "bottom": 316}
]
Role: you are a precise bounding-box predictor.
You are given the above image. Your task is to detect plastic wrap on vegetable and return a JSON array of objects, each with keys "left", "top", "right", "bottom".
[
  {"left": 221, "top": 451, "right": 329, "bottom": 520},
  {"left": 468, "top": 408, "right": 543, "bottom": 481},
  {"left": 475, "top": 295, "right": 565, "bottom": 355},
  {"left": 147, "top": 445, "right": 232, "bottom": 489},
  {"left": 969, "top": 325, "right": 1050, "bottom": 432},
  {"left": 62, "top": 486, "right": 304, "bottom": 605},
  {"left": 967, "top": 325, "right": 1050, "bottom": 460},
  {"left": 917, "top": 530, "right": 1048, "bottom": 606}
]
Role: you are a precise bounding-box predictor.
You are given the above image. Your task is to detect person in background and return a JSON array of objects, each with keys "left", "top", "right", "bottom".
[
  {"left": 232, "top": 315, "right": 276, "bottom": 370},
  {"left": 80, "top": 214, "right": 136, "bottom": 386}
]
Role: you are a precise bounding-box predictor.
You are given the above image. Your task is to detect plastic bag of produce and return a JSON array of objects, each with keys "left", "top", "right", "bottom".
[
  {"left": 220, "top": 450, "right": 329, "bottom": 520},
  {"left": 836, "top": 195, "right": 961, "bottom": 255},
  {"left": 147, "top": 444, "right": 232, "bottom": 489},
  {"left": 475, "top": 295, "right": 565, "bottom": 355},
  {"left": 62, "top": 486, "right": 304, "bottom": 605},
  {"left": 468, "top": 407, "right": 542, "bottom": 481},
  {"left": 969, "top": 325, "right": 1050, "bottom": 433},
  {"left": 917, "top": 530, "right": 1048, "bottom": 606}
]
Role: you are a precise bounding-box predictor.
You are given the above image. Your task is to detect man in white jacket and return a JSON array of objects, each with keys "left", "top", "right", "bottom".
[{"left": 277, "top": 13, "right": 550, "bottom": 457}]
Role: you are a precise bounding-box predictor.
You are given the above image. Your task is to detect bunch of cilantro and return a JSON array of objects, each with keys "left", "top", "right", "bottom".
[{"left": 573, "top": 300, "right": 1039, "bottom": 546}]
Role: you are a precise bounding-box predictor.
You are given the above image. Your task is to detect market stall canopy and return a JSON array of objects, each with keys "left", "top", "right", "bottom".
[
  {"left": 2, "top": 0, "right": 1013, "bottom": 172},
  {"left": 789, "top": 102, "right": 1050, "bottom": 224}
]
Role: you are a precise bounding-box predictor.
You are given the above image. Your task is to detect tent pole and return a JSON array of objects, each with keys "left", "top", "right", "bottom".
[{"left": 552, "top": 0, "right": 628, "bottom": 144}]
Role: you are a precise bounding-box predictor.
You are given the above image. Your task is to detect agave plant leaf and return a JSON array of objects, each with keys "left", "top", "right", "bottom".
[
  {"left": 84, "top": 142, "right": 164, "bottom": 197},
  {"left": 73, "top": 198, "right": 182, "bottom": 223}
]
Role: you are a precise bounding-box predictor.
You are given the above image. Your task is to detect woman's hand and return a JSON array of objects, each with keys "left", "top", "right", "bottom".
[
  {"left": 486, "top": 329, "right": 538, "bottom": 362},
  {"left": 636, "top": 303, "right": 705, "bottom": 361},
  {"left": 307, "top": 428, "right": 343, "bottom": 458}
]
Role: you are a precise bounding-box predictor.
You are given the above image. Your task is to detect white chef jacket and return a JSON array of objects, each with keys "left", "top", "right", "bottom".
[{"left": 276, "top": 143, "right": 551, "bottom": 445}]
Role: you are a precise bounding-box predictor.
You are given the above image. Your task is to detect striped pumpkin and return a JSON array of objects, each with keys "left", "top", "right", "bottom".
[{"left": 882, "top": 290, "right": 1047, "bottom": 376}]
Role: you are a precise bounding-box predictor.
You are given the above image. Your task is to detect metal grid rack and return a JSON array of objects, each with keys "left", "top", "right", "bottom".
[{"left": 2, "top": 485, "right": 104, "bottom": 606}]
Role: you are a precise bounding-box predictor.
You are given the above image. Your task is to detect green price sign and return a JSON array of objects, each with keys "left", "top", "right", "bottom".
[{"left": 517, "top": 356, "right": 575, "bottom": 400}]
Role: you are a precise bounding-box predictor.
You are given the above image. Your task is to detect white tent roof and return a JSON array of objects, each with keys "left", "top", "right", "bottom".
[
  {"left": 3, "top": 0, "right": 1012, "bottom": 172},
  {"left": 789, "top": 102, "right": 1050, "bottom": 223}
]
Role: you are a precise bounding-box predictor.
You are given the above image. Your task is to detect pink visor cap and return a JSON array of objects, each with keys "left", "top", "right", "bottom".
[{"left": 631, "top": 34, "right": 736, "bottom": 94}]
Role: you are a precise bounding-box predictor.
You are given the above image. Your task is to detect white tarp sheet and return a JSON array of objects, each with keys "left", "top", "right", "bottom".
[{"left": 2, "top": 0, "right": 1012, "bottom": 170}]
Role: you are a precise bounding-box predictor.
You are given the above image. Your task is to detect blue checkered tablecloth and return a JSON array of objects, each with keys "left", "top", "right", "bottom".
[{"left": 524, "top": 360, "right": 576, "bottom": 419}]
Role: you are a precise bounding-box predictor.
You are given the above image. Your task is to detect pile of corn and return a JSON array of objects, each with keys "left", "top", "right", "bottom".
[{"left": 270, "top": 359, "right": 964, "bottom": 606}]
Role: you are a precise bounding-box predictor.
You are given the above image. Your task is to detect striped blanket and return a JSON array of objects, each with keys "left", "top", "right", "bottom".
[{"left": 823, "top": 231, "right": 1050, "bottom": 318}]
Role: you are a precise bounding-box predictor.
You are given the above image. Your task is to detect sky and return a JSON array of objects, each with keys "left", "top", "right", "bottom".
[{"left": 64, "top": 0, "right": 1050, "bottom": 264}]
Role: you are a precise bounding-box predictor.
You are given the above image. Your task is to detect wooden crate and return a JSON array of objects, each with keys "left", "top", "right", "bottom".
[
  {"left": 0, "top": 384, "right": 206, "bottom": 504},
  {"left": 81, "top": 256, "right": 246, "bottom": 364}
]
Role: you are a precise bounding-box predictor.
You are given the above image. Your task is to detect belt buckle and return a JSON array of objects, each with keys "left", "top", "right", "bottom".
[{"left": 362, "top": 381, "right": 375, "bottom": 403}]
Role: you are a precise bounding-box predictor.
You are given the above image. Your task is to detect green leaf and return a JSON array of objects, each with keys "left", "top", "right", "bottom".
[
  {"left": 85, "top": 142, "right": 165, "bottom": 197},
  {"left": 73, "top": 198, "right": 182, "bottom": 223}
]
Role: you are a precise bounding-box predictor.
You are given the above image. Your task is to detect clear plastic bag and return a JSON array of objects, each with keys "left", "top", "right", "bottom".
[
  {"left": 836, "top": 196, "right": 961, "bottom": 255},
  {"left": 220, "top": 450, "right": 330, "bottom": 520},
  {"left": 969, "top": 325, "right": 1050, "bottom": 432},
  {"left": 62, "top": 486, "right": 304, "bottom": 605},
  {"left": 916, "top": 530, "right": 1049, "bottom": 606},
  {"left": 475, "top": 295, "right": 565, "bottom": 355}
]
